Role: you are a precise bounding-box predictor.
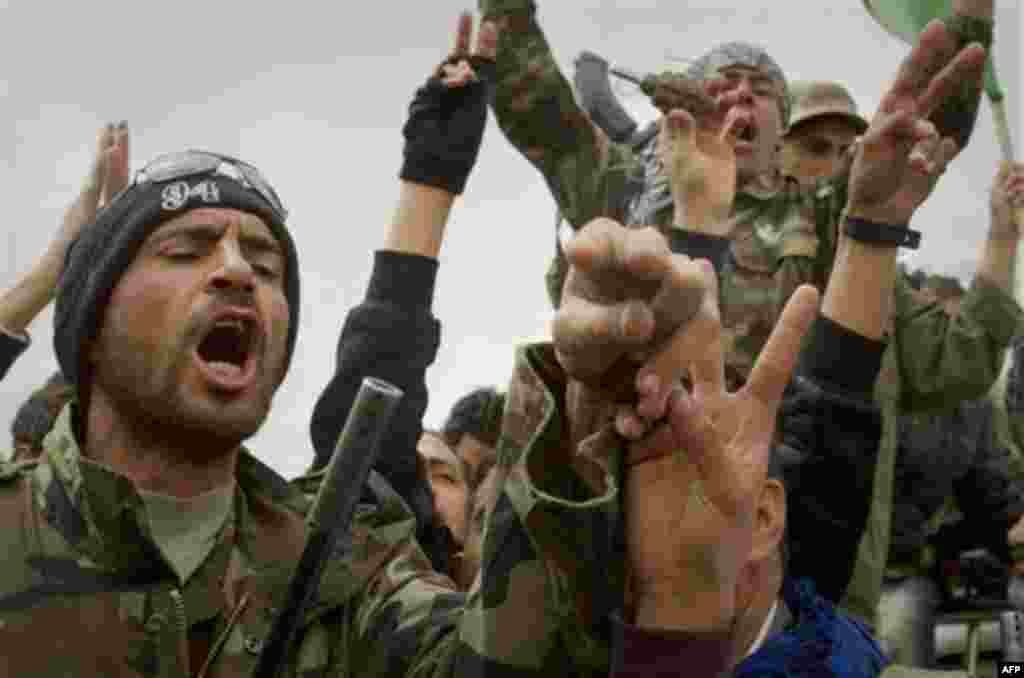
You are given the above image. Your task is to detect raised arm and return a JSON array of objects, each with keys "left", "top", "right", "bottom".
[
  {"left": 309, "top": 15, "right": 495, "bottom": 574},
  {"left": 0, "top": 123, "right": 128, "bottom": 380},
  {"left": 478, "top": 0, "right": 635, "bottom": 229}
]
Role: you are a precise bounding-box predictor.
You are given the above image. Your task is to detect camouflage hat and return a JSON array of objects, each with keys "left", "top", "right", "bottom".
[
  {"left": 786, "top": 80, "right": 868, "bottom": 134},
  {"left": 685, "top": 42, "right": 790, "bottom": 126}
]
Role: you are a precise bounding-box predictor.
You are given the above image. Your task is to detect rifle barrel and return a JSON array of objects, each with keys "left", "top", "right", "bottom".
[
  {"left": 254, "top": 377, "right": 404, "bottom": 678},
  {"left": 609, "top": 67, "right": 643, "bottom": 87}
]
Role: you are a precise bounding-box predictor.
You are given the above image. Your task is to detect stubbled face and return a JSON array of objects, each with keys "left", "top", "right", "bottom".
[
  {"left": 419, "top": 433, "right": 469, "bottom": 545},
  {"left": 716, "top": 65, "right": 784, "bottom": 183},
  {"left": 781, "top": 116, "right": 861, "bottom": 186},
  {"left": 89, "top": 208, "right": 290, "bottom": 449}
]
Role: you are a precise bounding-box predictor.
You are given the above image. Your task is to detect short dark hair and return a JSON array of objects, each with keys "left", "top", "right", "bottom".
[
  {"left": 11, "top": 372, "right": 73, "bottom": 458},
  {"left": 442, "top": 387, "right": 504, "bottom": 450}
]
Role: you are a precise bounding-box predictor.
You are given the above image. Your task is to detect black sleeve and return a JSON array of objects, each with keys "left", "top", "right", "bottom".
[
  {"left": 0, "top": 330, "right": 29, "bottom": 382},
  {"left": 779, "top": 315, "right": 886, "bottom": 604},
  {"left": 954, "top": 403, "right": 1024, "bottom": 563},
  {"left": 308, "top": 250, "right": 451, "bottom": 571},
  {"left": 665, "top": 231, "right": 731, "bottom": 278}
]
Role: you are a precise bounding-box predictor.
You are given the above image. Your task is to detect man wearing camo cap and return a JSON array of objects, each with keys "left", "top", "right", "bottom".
[{"left": 780, "top": 80, "right": 868, "bottom": 187}]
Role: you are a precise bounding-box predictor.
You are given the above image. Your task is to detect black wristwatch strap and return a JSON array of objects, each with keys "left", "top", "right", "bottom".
[{"left": 842, "top": 215, "right": 921, "bottom": 250}]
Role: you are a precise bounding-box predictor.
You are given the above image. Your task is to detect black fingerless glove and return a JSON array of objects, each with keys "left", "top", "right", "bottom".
[{"left": 399, "top": 56, "right": 495, "bottom": 195}]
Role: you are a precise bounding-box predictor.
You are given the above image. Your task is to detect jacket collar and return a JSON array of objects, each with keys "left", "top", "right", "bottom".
[{"left": 36, "top": 403, "right": 308, "bottom": 576}]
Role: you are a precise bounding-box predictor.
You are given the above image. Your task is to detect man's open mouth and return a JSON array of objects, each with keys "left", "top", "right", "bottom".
[
  {"left": 194, "top": 316, "right": 259, "bottom": 390},
  {"left": 732, "top": 115, "right": 758, "bottom": 144}
]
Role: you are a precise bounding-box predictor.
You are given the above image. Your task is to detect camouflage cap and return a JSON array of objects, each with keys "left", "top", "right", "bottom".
[
  {"left": 786, "top": 80, "right": 868, "bottom": 134},
  {"left": 685, "top": 42, "right": 790, "bottom": 126}
]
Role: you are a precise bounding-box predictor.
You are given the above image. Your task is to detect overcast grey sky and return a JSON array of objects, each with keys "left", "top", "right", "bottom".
[{"left": 2, "top": 1, "right": 1020, "bottom": 478}]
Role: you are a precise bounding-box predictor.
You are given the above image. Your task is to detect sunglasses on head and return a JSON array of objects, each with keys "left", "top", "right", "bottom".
[{"left": 112, "top": 150, "right": 289, "bottom": 221}]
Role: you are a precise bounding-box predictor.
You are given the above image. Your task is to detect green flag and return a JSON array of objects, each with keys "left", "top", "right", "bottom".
[{"left": 863, "top": 0, "right": 1003, "bottom": 101}]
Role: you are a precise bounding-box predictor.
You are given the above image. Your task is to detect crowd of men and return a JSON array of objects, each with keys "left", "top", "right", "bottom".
[{"left": 1, "top": 0, "right": 1024, "bottom": 675}]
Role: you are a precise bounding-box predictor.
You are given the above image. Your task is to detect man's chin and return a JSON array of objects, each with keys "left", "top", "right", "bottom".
[
  {"left": 167, "top": 396, "right": 270, "bottom": 448},
  {"left": 200, "top": 405, "right": 267, "bottom": 441}
]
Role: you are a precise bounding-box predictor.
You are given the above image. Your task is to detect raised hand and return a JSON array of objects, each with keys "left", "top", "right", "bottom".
[
  {"left": 658, "top": 80, "right": 743, "bottom": 235},
  {"left": 989, "top": 162, "right": 1024, "bottom": 242},
  {"left": 552, "top": 218, "right": 707, "bottom": 402},
  {"left": 0, "top": 122, "right": 130, "bottom": 336},
  {"left": 624, "top": 280, "right": 820, "bottom": 629},
  {"left": 846, "top": 20, "right": 986, "bottom": 225},
  {"left": 399, "top": 13, "right": 497, "bottom": 196},
  {"left": 54, "top": 122, "right": 130, "bottom": 254}
]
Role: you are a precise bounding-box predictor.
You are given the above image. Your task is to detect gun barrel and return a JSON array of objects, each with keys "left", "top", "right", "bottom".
[
  {"left": 609, "top": 66, "right": 644, "bottom": 87},
  {"left": 254, "top": 377, "right": 404, "bottom": 678}
]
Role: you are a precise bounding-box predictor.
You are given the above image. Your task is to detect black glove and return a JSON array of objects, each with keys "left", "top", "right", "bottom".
[{"left": 400, "top": 55, "right": 495, "bottom": 196}]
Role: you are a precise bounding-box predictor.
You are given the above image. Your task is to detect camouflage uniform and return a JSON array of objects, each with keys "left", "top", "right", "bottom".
[
  {"left": 0, "top": 398, "right": 616, "bottom": 677},
  {"left": 0, "top": 405, "right": 469, "bottom": 676},
  {"left": 480, "top": 0, "right": 1009, "bottom": 630}
]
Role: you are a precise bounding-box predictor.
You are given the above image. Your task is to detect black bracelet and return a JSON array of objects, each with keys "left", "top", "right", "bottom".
[{"left": 842, "top": 215, "right": 921, "bottom": 250}]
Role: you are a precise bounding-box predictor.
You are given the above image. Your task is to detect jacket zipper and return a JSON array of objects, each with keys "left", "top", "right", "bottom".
[{"left": 169, "top": 588, "right": 189, "bottom": 675}]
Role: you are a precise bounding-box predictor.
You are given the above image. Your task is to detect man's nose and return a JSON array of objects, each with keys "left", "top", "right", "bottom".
[
  {"left": 734, "top": 77, "right": 755, "bottom": 102},
  {"left": 209, "top": 241, "right": 255, "bottom": 293}
]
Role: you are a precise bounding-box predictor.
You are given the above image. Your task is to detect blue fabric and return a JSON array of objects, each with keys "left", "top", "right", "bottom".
[{"left": 734, "top": 578, "right": 888, "bottom": 678}]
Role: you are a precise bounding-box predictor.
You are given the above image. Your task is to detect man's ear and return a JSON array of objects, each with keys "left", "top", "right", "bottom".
[{"left": 749, "top": 477, "right": 786, "bottom": 563}]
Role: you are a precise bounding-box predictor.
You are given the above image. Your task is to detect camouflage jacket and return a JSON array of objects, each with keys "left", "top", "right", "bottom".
[
  {"left": 480, "top": 0, "right": 987, "bottom": 388},
  {"left": 0, "top": 405, "right": 477, "bottom": 677}
]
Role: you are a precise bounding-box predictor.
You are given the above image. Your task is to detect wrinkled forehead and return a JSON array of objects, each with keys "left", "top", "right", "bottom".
[{"left": 146, "top": 207, "right": 277, "bottom": 244}]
